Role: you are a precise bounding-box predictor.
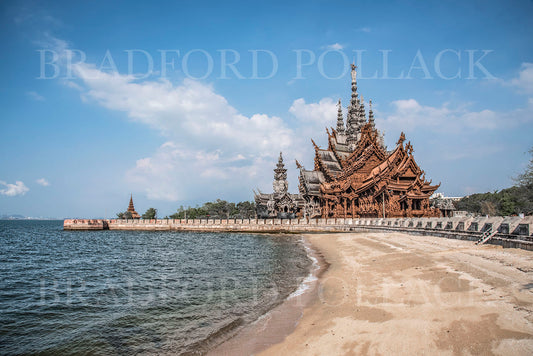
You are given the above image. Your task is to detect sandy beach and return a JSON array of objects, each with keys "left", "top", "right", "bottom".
[{"left": 253, "top": 232, "right": 533, "bottom": 355}]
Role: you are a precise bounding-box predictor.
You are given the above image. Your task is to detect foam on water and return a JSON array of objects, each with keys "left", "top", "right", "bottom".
[{"left": 288, "top": 238, "right": 320, "bottom": 299}]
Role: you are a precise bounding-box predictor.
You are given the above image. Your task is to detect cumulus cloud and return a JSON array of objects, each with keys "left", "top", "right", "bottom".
[
  {"left": 509, "top": 62, "right": 533, "bottom": 93},
  {"left": 288, "top": 97, "right": 339, "bottom": 153},
  {"left": 289, "top": 97, "right": 337, "bottom": 125},
  {"left": 41, "top": 34, "right": 532, "bottom": 200},
  {"left": 0, "top": 181, "right": 29, "bottom": 196},
  {"left": 38, "top": 35, "right": 302, "bottom": 200},
  {"left": 36, "top": 178, "right": 50, "bottom": 186},
  {"left": 73, "top": 64, "right": 294, "bottom": 153},
  {"left": 375, "top": 96, "right": 533, "bottom": 166},
  {"left": 71, "top": 66, "right": 298, "bottom": 200},
  {"left": 126, "top": 142, "right": 274, "bottom": 201},
  {"left": 381, "top": 98, "right": 533, "bottom": 132}
]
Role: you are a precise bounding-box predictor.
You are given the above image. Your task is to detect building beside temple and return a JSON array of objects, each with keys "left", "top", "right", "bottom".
[
  {"left": 430, "top": 193, "right": 457, "bottom": 217},
  {"left": 255, "top": 64, "right": 442, "bottom": 219},
  {"left": 255, "top": 153, "right": 304, "bottom": 218}
]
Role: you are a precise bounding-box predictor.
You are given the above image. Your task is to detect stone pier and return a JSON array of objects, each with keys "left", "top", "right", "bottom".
[{"left": 63, "top": 216, "right": 533, "bottom": 251}]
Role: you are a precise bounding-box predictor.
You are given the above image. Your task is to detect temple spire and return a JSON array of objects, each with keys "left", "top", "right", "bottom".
[
  {"left": 128, "top": 194, "right": 135, "bottom": 211},
  {"left": 336, "top": 99, "right": 345, "bottom": 134},
  {"left": 368, "top": 99, "right": 375, "bottom": 126},
  {"left": 127, "top": 194, "right": 140, "bottom": 219},
  {"left": 359, "top": 94, "right": 366, "bottom": 121},
  {"left": 273, "top": 152, "right": 288, "bottom": 193},
  {"left": 346, "top": 63, "right": 360, "bottom": 149},
  {"left": 349, "top": 63, "right": 359, "bottom": 110}
]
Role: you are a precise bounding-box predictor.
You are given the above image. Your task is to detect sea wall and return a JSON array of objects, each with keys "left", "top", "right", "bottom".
[{"left": 64, "top": 216, "right": 533, "bottom": 251}]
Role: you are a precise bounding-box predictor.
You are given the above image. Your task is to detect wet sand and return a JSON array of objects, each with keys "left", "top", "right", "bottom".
[
  {"left": 257, "top": 232, "right": 533, "bottom": 355},
  {"left": 207, "top": 238, "right": 327, "bottom": 356}
]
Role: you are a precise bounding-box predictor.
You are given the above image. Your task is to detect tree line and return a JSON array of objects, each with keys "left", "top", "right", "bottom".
[
  {"left": 168, "top": 200, "right": 256, "bottom": 219},
  {"left": 454, "top": 148, "right": 533, "bottom": 216},
  {"left": 116, "top": 200, "right": 256, "bottom": 220}
]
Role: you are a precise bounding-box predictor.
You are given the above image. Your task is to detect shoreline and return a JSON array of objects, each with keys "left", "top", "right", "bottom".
[
  {"left": 256, "top": 232, "right": 533, "bottom": 355},
  {"left": 206, "top": 235, "right": 329, "bottom": 356}
]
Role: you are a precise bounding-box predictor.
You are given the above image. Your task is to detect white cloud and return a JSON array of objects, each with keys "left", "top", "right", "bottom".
[
  {"left": 26, "top": 91, "right": 45, "bottom": 101},
  {"left": 375, "top": 96, "right": 533, "bottom": 168},
  {"left": 36, "top": 35, "right": 300, "bottom": 201},
  {"left": 509, "top": 62, "right": 533, "bottom": 93},
  {"left": 44, "top": 34, "right": 532, "bottom": 201},
  {"left": 72, "top": 64, "right": 294, "bottom": 153},
  {"left": 0, "top": 181, "right": 29, "bottom": 196},
  {"left": 358, "top": 27, "right": 371, "bottom": 33},
  {"left": 36, "top": 178, "right": 50, "bottom": 186},
  {"left": 70, "top": 67, "right": 297, "bottom": 200},
  {"left": 381, "top": 98, "right": 533, "bottom": 132},
  {"left": 126, "top": 142, "right": 274, "bottom": 201},
  {"left": 289, "top": 97, "right": 337, "bottom": 125},
  {"left": 288, "top": 97, "right": 339, "bottom": 152},
  {"left": 325, "top": 43, "right": 344, "bottom": 50}
]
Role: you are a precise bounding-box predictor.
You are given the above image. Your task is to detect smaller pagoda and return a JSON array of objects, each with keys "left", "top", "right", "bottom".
[
  {"left": 254, "top": 152, "right": 304, "bottom": 218},
  {"left": 127, "top": 194, "right": 141, "bottom": 219}
]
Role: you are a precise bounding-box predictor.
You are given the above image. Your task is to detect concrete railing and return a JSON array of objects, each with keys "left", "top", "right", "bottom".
[{"left": 64, "top": 216, "right": 533, "bottom": 251}]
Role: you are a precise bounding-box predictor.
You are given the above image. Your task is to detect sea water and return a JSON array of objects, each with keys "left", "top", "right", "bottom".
[{"left": 0, "top": 220, "right": 311, "bottom": 355}]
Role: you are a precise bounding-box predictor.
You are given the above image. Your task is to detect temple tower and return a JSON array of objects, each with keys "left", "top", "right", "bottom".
[
  {"left": 127, "top": 194, "right": 141, "bottom": 219},
  {"left": 273, "top": 152, "right": 289, "bottom": 193}
]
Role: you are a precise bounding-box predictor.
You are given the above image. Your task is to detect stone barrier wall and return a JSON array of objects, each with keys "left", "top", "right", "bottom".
[{"left": 64, "top": 216, "right": 533, "bottom": 251}]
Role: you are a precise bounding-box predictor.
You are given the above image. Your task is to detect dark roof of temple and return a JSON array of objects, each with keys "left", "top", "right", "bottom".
[
  {"left": 299, "top": 170, "right": 325, "bottom": 196},
  {"left": 317, "top": 149, "right": 342, "bottom": 175}
]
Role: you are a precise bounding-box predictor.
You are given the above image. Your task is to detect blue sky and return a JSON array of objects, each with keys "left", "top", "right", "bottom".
[{"left": 0, "top": 0, "right": 532, "bottom": 218}]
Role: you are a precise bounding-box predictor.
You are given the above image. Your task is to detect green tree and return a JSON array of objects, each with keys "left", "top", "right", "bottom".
[
  {"left": 480, "top": 201, "right": 497, "bottom": 216},
  {"left": 142, "top": 207, "right": 157, "bottom": 220},
  {"left": 168, "top": 200, "right": 256, "bottom": 219},
  {"left": 455, "top": 149, "right": 533, "bottom": 216},
  {"left": 116, "top": 211, "right": 133, "bottom": 219},
  {"left": 236, "top": 201, "right": 256, "bottom": 218}
]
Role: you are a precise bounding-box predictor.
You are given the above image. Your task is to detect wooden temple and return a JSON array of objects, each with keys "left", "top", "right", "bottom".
[{"left": 256, "top": 64, "right": 441, "bottom": 218}]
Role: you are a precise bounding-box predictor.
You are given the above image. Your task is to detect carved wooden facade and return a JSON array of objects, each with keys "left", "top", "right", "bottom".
[
  {"left": 316, "top": 127, "right": 440, "bottom": 218},
  {"left": 297, "top": 64, "right": 441, "bottom": 218}
]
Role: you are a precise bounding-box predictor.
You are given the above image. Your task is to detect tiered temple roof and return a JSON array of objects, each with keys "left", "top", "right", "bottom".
[
  {"left": 127, "top": 194, "right": 141, "bottom": 219},
  {"left": 297, "top": 64, "right": 440, "bottom": 218}
]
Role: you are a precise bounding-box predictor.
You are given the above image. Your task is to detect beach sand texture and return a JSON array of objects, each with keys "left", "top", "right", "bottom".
[{"left": 258, "top": 232, "right": 533, "bottom": 355}]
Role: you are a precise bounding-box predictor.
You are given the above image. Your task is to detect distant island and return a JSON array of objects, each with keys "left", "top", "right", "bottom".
[{"left": 0, "top": 214, "right": 59, "bottom": 220}]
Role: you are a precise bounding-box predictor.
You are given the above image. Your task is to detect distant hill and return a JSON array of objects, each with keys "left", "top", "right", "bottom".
[
  {"left": 454, "top": 185, "right": 532, "bottom": 216},
  {"left": 454, "top": 147, "right": 533, "bottom": 216}
]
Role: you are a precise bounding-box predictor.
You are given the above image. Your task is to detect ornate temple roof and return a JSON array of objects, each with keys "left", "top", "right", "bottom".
[{"left": 296, "top": 64, "right": 440, "bottom": 218}]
